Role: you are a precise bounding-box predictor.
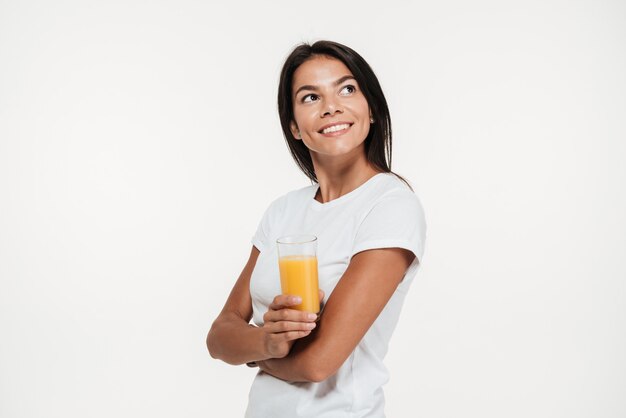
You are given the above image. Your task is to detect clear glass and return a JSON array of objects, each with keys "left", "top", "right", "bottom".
[{"left": 276, "top": 235, "right": 320, "bottom": 314}]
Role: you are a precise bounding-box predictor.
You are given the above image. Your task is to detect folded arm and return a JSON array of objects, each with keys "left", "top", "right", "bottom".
[
  {"left": 257, "top": 247, "right": 415, "bottom": 382},
  {"left": 207, "top": 246, "right": 317, "bottom": 365}
]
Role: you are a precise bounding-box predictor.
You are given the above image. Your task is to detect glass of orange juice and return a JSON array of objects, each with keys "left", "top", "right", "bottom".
[{"left": 276, "top": 235, "right": 320, "bottom": 314}]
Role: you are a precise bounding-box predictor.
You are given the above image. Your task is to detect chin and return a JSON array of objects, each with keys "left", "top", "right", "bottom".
[{"left": 317, "top": 144, "right": 366, "bottom": 158}]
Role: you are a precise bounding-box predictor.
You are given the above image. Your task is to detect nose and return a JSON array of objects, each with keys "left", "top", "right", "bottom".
[{"left": 321, "top": 98, "right": 343, "bottom": 117}]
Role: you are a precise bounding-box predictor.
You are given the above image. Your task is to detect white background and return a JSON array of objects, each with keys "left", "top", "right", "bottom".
[{"left": 1, "top": 1, "right": 625, "bottom": 417}]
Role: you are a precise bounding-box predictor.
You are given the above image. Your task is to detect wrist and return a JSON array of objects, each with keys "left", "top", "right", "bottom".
[{"left": 250, "top": 324, "right": 272, "bottom": 361}]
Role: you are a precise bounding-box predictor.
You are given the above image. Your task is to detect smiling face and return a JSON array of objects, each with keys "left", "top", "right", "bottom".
[{"left": 290, "top": 56, "right": 371, "bottom": 161}]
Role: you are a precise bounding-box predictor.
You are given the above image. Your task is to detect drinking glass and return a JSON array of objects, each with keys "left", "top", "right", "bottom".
[{"left": 276, "top": 235, "right": 320, "bottom": 314}]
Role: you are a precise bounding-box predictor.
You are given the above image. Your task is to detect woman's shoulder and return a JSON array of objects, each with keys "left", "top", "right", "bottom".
[
  {"left": 361, "top": 173, "right": 426, "bottom": 220},
  {"left": 369, "top": 172, "right": 420, "bottom": 201},
  {"left": 262, "top": 183, "right": 317, "bottom": 214}
]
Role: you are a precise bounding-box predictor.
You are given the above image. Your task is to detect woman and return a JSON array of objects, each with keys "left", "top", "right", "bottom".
[{"left": 207, "top": 40, "right": 426, "bottom": 417}]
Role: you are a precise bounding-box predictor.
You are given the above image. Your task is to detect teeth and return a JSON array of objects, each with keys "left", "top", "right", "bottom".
[{"left": 322, "top": 124, "right": 350, "bottom": 134}]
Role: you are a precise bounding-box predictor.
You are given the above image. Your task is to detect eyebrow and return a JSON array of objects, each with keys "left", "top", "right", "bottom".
[{"left": 294, "top": 75, "right": 356, "bottom": 98}]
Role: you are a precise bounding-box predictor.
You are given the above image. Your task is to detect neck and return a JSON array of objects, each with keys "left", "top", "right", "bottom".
[{"left": 311, "top": 149, "right": 383, "bottom": 203}]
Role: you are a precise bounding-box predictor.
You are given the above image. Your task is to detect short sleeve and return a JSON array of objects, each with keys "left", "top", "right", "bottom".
[
  {"left": 251, "top": 196, "right": 286, "bottom": 253},
  {"left": 251, "top": 207, "right": 271, "bottom": 253},
  {"left": 352, "top": 188, "right": 426, "bottom": 263}
]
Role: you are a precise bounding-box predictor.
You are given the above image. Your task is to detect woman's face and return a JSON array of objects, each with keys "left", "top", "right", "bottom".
[{"left": 290, "top": 56, "right": 371, "bottom": 161}]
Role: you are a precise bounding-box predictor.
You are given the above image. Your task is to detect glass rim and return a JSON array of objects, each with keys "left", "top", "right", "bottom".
[{"left": 276, "top": 234, "right": 318, "bottom": 245}]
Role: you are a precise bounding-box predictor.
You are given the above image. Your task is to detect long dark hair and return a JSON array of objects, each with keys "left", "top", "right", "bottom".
[{"left": 277, "top": 40, "right": 409, "bottom": 187}]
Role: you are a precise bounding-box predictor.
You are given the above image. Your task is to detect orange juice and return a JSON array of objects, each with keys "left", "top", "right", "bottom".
[{"left": 278, "top": 255, "right": 320, "bottom": 313}]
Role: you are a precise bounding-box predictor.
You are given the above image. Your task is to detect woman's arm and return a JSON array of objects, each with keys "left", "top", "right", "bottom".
[
  {"left": 206, "top": 246, "right": 317, "bottom": 365},
  {"left": 257, "top": 247, "right": 415, "bottom": 382}
]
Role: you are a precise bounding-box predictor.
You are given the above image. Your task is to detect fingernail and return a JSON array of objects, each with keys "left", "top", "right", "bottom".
[
  {"left": 292, "top": 296, "right": 302, "bottom": 304},
  {"left": 306, "top": 322, "right": 316, "bottom": 329},
  {"left": 308, "top": 313, "right": 317, "bottom": 320}
]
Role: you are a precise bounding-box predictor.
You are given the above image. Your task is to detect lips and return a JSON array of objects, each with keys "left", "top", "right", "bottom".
[{"left": 318, "top": 122, "right": 353, "bottom": 135}]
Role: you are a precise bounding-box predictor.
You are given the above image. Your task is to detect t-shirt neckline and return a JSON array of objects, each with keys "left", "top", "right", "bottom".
[{"left": 310, "top": 172, "right": 388, "bottom": 210}]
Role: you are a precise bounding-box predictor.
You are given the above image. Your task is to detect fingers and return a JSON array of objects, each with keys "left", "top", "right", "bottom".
[
  {"left": 263, "top": 319, "right": 316, "bottom": 358},
  {"left": 263, "top": 307, "right": 317, "bottom": 324},
  {"left": 262, "top": 293, "right": 322, "bottom": 358},
  {"left": 269, "top": 294, "right": 302, "bottom": 311},
  {"left": 282, "top": 330, "right": 314, "bottom": 342},
  {"left": 269, "top": 320, "right": 316, "bottom": 334},
  {"left": 264, "top": 327, "right": 313, "bottom": 359},
  {"left": 268, "top": 329, "right": 314, "bottom": 344}
]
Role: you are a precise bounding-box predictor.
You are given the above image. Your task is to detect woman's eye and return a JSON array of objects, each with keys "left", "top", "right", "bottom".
[
  {"left": 302, "top": 94, "right": 319, "bottom": 103},
  {"left": 340, "top": 85, "right": 356, "bottom": 95}
]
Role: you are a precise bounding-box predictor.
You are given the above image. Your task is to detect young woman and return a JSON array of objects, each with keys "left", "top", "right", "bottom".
[{"left": 207, "top": 40, "right": 426, "bottom": 418}]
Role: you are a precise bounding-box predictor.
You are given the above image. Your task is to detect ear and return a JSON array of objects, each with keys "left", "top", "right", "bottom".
[{"left": 290, "top": 121, "right": 301, "bottom": 140}]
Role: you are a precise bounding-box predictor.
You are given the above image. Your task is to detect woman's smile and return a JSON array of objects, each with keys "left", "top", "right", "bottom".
[{"left": 318, "top": 122, "right": 353, "bottom": 136}]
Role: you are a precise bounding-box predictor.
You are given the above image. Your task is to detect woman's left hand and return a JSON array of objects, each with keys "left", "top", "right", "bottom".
[{"left": 256, "top": 289, "right": 325, "bottom": 366}]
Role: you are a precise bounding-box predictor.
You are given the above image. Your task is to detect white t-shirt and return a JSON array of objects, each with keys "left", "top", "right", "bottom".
[{"left": 246, "top": 172, "right": 426, "bottom": 418}]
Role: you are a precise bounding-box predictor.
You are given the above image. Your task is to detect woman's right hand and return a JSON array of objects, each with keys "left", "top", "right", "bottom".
[{"left": 261, "top": 291, "right": 324, "bottom": 359}]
